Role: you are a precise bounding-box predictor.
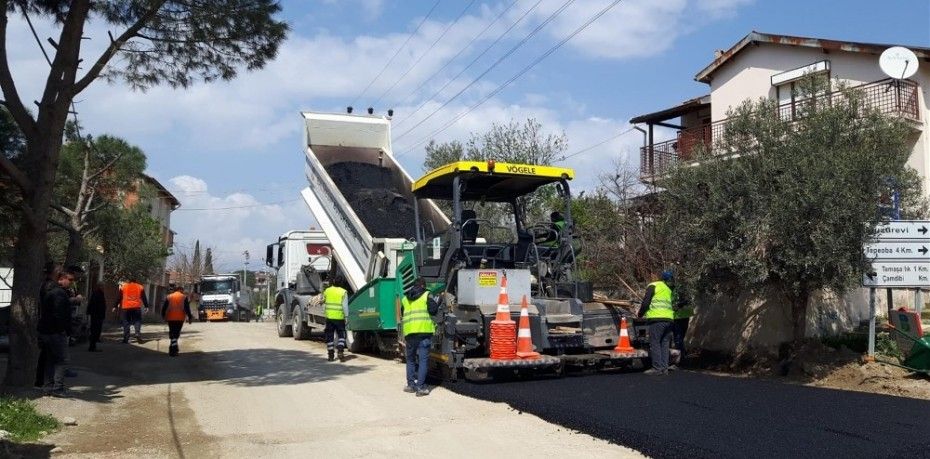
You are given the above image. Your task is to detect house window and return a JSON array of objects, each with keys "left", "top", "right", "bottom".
[{"left": 772, "top": 61, "right": 831, "bottom": 121}]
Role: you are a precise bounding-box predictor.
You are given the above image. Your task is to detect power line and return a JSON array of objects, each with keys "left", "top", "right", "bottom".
[
  {"left": 174, "top": 198, "right": 300, "bottom": 211},
  {"left": 350, "top": 0, "right": 441, "bottom": 108},
  {"left": 396, "top": 1, "right": 536, "bottom": 129},
  {"left": 396, "top": 0, "right": 519, "bottom": 109},
  {"left": 560, "top": 127, "right": 636, "bottom": 161},
  {"left": 394, "top": 0, "right": 565, "bottom": 142},
  {"left": 397, "top": 0, "right": 625, "bottom": 156},
  {"left": 373, "top": 0, "right": 477, "bottom": 107}
]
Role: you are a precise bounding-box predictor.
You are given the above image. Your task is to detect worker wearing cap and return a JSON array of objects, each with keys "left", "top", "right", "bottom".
[
  {"left": 113, "top": 278, "right": 149, "bottom": 344},
  {"left": 322, "top": 280, "right": 349, "bottom": 362},
  {"left": 638, "top": 270, "right": 675, "bottom": 375},
  {"left": 398, "top": 277, "right": 438, "bottom": 396},
  {"left": 162, "top": 286, "right": 193, "bottom": 356}
]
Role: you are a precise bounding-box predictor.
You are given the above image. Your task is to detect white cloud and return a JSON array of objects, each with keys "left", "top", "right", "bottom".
[
  {"left": 523, "top": 0, "right": 754, "bottom": 59},
  {"left": 165, "top": 175, "right": 313, "bottom": 272}
]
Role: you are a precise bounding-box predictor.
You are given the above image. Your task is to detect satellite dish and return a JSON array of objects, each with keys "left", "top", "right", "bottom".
[{"left": 880, "top": 46, "right": 919, "bottom": 80}]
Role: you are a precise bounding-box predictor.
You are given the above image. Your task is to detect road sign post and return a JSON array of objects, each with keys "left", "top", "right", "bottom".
[{"left": 862, "top": 220, "right": 930, "bottom": 359}]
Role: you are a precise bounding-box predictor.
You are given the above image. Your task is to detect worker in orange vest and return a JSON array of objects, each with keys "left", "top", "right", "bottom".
[
  {"left": 161, "top": 285, "right": 193, "bottom": 356},
  {"left": 113, "top": 278, "right": 149, "bottom": 344}
]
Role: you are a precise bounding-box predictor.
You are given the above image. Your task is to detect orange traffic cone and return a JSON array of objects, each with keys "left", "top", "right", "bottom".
[
  {"left": 490, "top": 273, "right": 517, "bottom": 360},
  {"left": 613, "top": 317, "right": 635, "bottom": 353},
  {"left": 516, "top": 295, "right": 539, "bottom": 359},
  {"left": 494, "top": 274, "right": 511, "bottom": 321}
]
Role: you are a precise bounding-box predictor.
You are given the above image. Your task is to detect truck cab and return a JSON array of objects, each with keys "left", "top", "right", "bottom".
[
  {"left": 198, "top": 274, "right": 252, "bottom": 321},
  {"left": 265, "top": 230, "right": 332, "bottom": 337}
]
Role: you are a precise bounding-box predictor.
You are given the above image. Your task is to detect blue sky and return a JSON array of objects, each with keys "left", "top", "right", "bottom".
[{"left": 7, "top": 0, "right": 930, "bottom": 269}]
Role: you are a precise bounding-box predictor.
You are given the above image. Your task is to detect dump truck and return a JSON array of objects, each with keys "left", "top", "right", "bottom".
[
  {"left": 198, "top": 274, "right": 253, "bottom": 321},
  {"left": 270, "top": 111, "right": 448, "bottom": 352}
]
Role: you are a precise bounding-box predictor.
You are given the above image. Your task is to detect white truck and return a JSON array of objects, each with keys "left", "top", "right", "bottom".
[
  {"left": 197, "top": 274, "right": 253, "bottom": 322},
  {"left": 265, "top": 230, "right": 332, "bottom": 337}
]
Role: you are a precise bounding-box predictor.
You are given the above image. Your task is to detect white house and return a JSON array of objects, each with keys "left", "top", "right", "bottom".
[{"left": 630, "top": 32, "right": 930, "bottom": 352}]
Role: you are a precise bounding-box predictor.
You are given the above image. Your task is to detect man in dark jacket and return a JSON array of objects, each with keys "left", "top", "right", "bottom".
[
  {"left": 87, "top": 284, "right": 107, "bottom": 352},
  {"left": 38, "top": 271, "right": 75, "bottom": 396},
  {"left": 397, "top": 278, "right": 439, "bottom": 396}
]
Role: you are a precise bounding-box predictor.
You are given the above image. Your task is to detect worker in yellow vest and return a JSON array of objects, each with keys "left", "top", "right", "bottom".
[
  {"left": 322, "top": 280, "right": 349, "bottom": 362},
  {"left": 638, "top": 270, "right": 675, "bottom": 375},
  {"left": 113, "top": 278, "right": 149, "bottom": 344},
  {"left": 398, "top": 277, "right": 438, "bottom": 396},
  {"left": 673, "top": 292, "right": 693, "bottom": 358},
  {"left": 162, "top": 285, "right": 193, "bottom": 356}
]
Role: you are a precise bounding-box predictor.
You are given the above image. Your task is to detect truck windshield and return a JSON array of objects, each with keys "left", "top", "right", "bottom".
[{"left": 201, "top": 280, "right": 235, "bottom": 294}]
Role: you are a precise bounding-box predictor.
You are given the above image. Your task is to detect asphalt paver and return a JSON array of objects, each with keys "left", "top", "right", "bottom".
[{"left": 449, "top": 370, "right": 930, "bottom": 459}]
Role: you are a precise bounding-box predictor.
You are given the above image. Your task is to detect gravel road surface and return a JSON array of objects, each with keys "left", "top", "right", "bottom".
[
  {"left": 450, "top": 369, "right": 930, "bottom": 459},
  {"left": 37, "top": 321, "right": 641, "bottom": 458}
]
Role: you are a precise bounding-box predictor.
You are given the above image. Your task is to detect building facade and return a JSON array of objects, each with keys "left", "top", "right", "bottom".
[
  {"left": 636, "top": 32, "right": 929, "bottom": 188},
  {"left": 630, "top": 32, "right": 930, "bottom": 352}
]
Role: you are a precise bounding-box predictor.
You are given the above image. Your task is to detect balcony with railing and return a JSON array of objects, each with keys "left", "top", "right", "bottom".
[{"left": 639, "top": 78, "right": 922, "bottom": 180}]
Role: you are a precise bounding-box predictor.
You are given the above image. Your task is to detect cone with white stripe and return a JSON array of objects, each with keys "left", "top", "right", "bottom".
[
  {"left": 515, "top": 295, "right": 539, "bottom": 359},
  {"left": 613, "top": 317, "right": 635, "bottom": 353},
  {"left": 494, "top": 274, "right": 511, "bottom": 321}
]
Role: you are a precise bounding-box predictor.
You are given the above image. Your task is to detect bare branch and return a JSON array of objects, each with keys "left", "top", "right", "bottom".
[
  {"left": 86, "top": 148, "right": 124, "bottom": 182},
  {"left": 72, "top": 1, "right": 168, "bottom": 94},
  {"left": 52, "top": 203, "right": 77, "bottom": 219},
  {"left": 0, "top": 153, "right": 31, "bottom": 195}
]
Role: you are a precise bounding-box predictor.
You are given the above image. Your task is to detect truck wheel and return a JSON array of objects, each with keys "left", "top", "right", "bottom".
[
  {"left": 347, "top": 330, "right": 365, "bottom": 353},
  {"left": 293, "top": 311, "right": 310, "bottom": 340},
  {"left": 276, "top": 307, "right": 293, "bottom": 337}
]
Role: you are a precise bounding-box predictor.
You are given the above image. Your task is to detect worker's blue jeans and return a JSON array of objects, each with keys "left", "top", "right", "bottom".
[
  {"left": 648, "top": 320, "right": 673, "bottom": 372},
  {"left": 405, "top": 335, "right": 432, "bottom": 389},
  {"left": 121, "top": 308, "right": 143, "bottom": 342}
]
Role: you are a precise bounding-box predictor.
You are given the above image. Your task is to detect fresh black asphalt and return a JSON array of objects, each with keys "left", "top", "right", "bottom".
[{"left": 449, "top": 370, "right": 930, "bottom": 459}]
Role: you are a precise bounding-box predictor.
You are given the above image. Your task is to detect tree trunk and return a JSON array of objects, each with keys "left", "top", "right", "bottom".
[
  {"left": 5, "top": 126, "right": 69, "bottom": 388},
  {"left": 64, "top": 228, "right": 83, "bottom": 268},
  {"left": 4, "top": 174, "right": 55, "bottom": 388},
  {"left": 789, "top": 289, "right": 811, "bottom": 350}
]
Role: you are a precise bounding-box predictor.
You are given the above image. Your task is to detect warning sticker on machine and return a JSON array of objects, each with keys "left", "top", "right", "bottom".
[{"left": 478, "top": 271, "right": 498, "bottom": 287}]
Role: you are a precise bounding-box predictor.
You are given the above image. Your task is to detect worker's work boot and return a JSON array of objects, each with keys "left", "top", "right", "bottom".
[
  {"left": 416, "top": 387, "right": 430, "bottom": 397},
  {"left": 327, "top": 351, "right": 335, "bottom": 362},
  {"left": 338, "top": 350, "right": 346, "bottom": 362}
]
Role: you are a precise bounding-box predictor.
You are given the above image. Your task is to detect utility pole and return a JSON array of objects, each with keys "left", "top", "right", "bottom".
[{"left": 242, "top": 250, "right": 250, "bottom": 291}]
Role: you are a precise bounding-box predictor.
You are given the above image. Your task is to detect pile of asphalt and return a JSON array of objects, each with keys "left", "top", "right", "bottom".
[
  {"left": 326, "top": 162, "right": 417, "bottom": 239},
  {"left": 449, "top": 371, "right": 930, "bottom": 458}
]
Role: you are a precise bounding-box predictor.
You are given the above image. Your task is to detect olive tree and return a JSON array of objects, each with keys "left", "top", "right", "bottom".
[{"left": 662, "top": 78, "right": 925, "bottom": 351}]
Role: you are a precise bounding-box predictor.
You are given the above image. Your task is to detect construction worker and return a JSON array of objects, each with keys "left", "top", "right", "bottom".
[
  {"left": 542, "top": 211, "right": 567, "bottom": 248},
  {"left": 638, "top": 270, "right": 675, "bottom": 375},
  {"left": 673, "top": 293, "right": 693, "bottom": 355},
  {"left": 87, "top": 283, "right": 106, "bottom": 352},
  {"left": 399, "top": 277, "right": 438, "bottom": 396},
  {"left": 322, "top": 279, "right": 349, "bottom": 362},
  {"left": 37, "top": 271, "right": 75, "bottom": 396},
  {"left": 161, "top": 285, "right": 194, "bottom": 356},
  {"left": 113, "top": 278, "right": 149, "bottom": 344}
]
